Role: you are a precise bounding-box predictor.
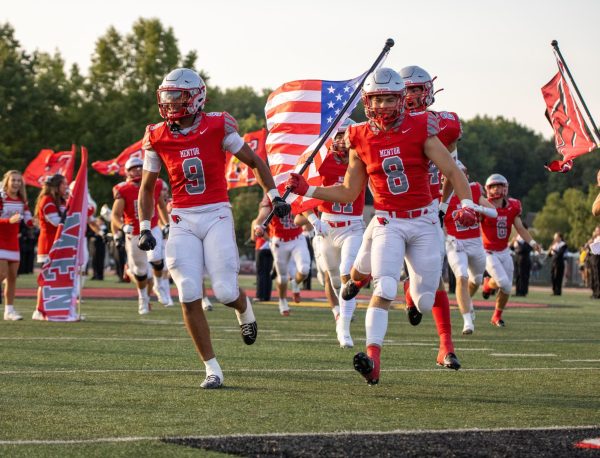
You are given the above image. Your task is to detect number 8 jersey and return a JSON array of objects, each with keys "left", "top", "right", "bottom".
[
  {"left": 144, "top": 112, "right": 244, "bottom": 208},
  {"left": 346, "top": 111, "right": 439, "bottom": 212},
  {"left": 480, "top": 197, "right": 522, "bottom": 251}
]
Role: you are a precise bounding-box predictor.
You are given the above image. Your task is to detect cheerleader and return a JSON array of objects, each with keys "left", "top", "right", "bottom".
[{"left": 0, "top": 170, "right": 33, "bottom": 320}]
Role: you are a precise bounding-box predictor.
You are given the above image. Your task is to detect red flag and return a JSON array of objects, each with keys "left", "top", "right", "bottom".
[
  {"left": 23, "top": 145, "right": 76, "bottom": 187},
  {"left": 91, "top": 140, "right": 143, "bottom": 176},
  {"left": 226, "top": 128, "right": 268, "bottom": 189},
  {"left": 37, "top": 147, "right": 89, "bottom": 322},
  {"left": 542, "top": 60, "right": 598, "bottom": 172}
]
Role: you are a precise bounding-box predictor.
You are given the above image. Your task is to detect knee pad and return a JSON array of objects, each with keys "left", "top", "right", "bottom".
[
  {"left": 177, "top": 277, "right": 202, "bottom": 304},
  {"left": 499, "top": 281, "right": 512, "bottom": 295},
  {"left": 213, "top": 280, "right": 239, "bottom": 305},
  {"left": 373, "top": 276, "right": 398, "bottom": 301},
  {"left": 471, "top": 274, "right": 483, "bottom": 286},
  {"left": 277, "top": 274, "right": 288, "bottom": 284},
  {"left": 151, "top": 260, "right": 164, "bottom": 272},
  {"left": 415, "top": 292, "right": 435, "bottom": 313},
  {"left": 329, "top": 273, "right": 341, "bottom": 291},
  {"left": 298, "top": 264, "right": 310, "bottom": 277},
  {"left": 133, "top": 273, "right": 147, "bottom": 282}
]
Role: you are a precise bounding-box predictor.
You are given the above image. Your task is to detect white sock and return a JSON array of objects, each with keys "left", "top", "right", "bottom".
[
  {"left": 236, "top": 297, "right": 256, "bottom": 325},
  {"left": 203, "top": 296, "right": 213, "bottom": 307},
  {"left": 331, "top": 305, "right": 340, "bottom": 320},
  {"left": 365, "top": 307, "right": 388, "bottom": 347},
  {"left": 279, "top": 298, "right": 289, "bottom": 309},
  {"left": 462, "top": 312, "right": 474, "bottom": 328},
  {"left": 204, "top": 357, "right": 223, "bottom": 380},
  {"left": 290, "top": 279, "right": 300, "bottom": 293},
  {"left": 138, "top": 288, "right": 149, "bottom": 300},
  {"left": 340, "top": 296, "right": 356, "bottom": 335},
  {"left": 5, "top": 305, "right": 14, "bottom": 313}
]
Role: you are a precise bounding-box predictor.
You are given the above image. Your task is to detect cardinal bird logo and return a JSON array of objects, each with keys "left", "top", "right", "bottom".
[
  {"left": 377, "top": 217, "right": 389, "bottom": 226},
  {"left": 171, "top": 214, "right": 181, "bottom": 224}
]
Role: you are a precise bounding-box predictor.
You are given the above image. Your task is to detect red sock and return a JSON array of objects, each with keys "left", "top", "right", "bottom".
[
  {"left": 366, "top": 344, "right": 381, "bottom": 379},
  {"left": 432, "top": 290, "right": 454, "bottom": 355},
  {"left": 355, "top": 274, "right": 372, "bottom": 289},
  {"left": 404, "top": 280, "right": 415, "bottom": 308},
  {"left": 492, "top": 309, "right": 503, "bottom": 322}
]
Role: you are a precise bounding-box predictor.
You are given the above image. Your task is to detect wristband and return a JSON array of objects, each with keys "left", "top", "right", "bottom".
[
  {"left": 460, "top": 198, "right": 475, "bottom": 209},
  {"left": 439, "top": 202, "right": 449, "bottom": 214},
  {"left": 267, "top": 189, "right": 280, "bottom": 202},
  {"left": 305, "top": 186, "right": 316, "bottom": 198},
  {"left": 307, "top": 213, "right": 319, "bottom": 226},
  {"left": 529, "top": 239, "right": 538, "bottom": 248},
  {"left": 140, "top": 220, "right": 151, "bottom": 232}
]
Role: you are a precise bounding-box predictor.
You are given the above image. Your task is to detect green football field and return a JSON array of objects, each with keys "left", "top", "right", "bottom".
[{"left": 1, "top": 274, "right": 599, "bottom": 456}]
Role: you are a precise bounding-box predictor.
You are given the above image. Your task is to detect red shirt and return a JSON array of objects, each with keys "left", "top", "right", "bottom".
[
  {"left": 260, "top": 195, "right": 302, "bottom": 240},
  {"left": 113, "top": 179, "right": 165, "bottom": 234},
  {"left": 317, "top": 152, "right": 365, "bottom": 216},
  {"left": 480, "top": 198, "right": 522, "bottom": 251},
  {"left": 347, "top": 112, "right": 438, "bottom": 212},
  {"left": 444, "top": 182, "right": 483, "bottom": 239},
  {"left": 148, "top": 112, "right": 236, "bottom": 208},
  {"left": 427, "top": 111, "right": 462, "bottom": 200},
  {"left": 0, "top": 195, "right": 32, "bottom": 252},
  {"left": 37, "top": 195, "right": 66, "bottom": 257}
]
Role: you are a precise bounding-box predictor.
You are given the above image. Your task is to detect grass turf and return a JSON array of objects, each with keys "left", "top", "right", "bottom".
[{"left": 1, "top": 274, "right": 599, "bottom": 456}]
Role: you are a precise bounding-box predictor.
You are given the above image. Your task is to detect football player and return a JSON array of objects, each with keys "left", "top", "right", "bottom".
[
  {"left": 112, "top": 157, "right": 170, "bottom": 314},
  {"left": 480, "top": 174, "right": 539, "bottom": 326},
  {"left": 139, "top": 68, "right": 290, "bottom": 389},
  {"left": 286, "top": 68, "right": 475, "bottom": 385}
]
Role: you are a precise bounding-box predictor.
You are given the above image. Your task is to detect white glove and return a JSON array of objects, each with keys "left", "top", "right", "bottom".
[
  {"left": 122, "top": 224, "right": 133, "bottom": 235},
  {"left": 307, "top": 213, "right": 329, "bottom": 237}
]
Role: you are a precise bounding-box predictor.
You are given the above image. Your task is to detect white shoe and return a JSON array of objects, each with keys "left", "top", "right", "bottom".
[
  {"left": 152, "top": 284, "right": 170, "bottom": 306},
  {"left": 279, "top": 299, "right": 290, "bottom": 316},
  {"left": 462, "top": 324, "right": 474, "bottom": 335},
  {"left": 336, "top": 319, "right": 353, "bottom": 348},
  {"left": 202, "top": 299, "right": 213, "bottom": 312},
  {"left": 4, "top": 310, "right": 23, "bottom": 321},
  {"left": 138, "top": 297, "right": 150, "bottom": 315},
  {"left": 31, "top": 310, "right": 46, "bottom": 321},
  {"left": 161, "top": 282, "right": 174, "bottom": 307}
]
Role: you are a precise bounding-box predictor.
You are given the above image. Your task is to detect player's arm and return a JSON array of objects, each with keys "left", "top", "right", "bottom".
[
  {"left": 111, "top": 198, "right": 126, "bottom": 235},
  {"left": 156, "top": 187, "right": 169, "bottom": 227},
  {"left": 253, "top": 204, "right": 272, "bottom": 238},
  {"left": 514, "top": 216, "right": 540, "bottom": 251},
  {"left": 139, "top": 170, "right": 158, "bottom": 226},
  {"left": 235, "top": 144, "right": 277, "bottom": 194},
  {"left": 287, "top": 148, "right": 367, "bottom": 203},
  {"left": 425, "top": 136, "right": 472, "bottom": 203}
]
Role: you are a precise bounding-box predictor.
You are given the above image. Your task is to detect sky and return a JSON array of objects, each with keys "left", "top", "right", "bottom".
[{"left": 2, "top": 0, "right": 600, "bottom": 138}]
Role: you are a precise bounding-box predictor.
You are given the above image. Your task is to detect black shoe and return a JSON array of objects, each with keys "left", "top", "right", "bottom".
[
  {"left": 353, "top": 352, "right": 378, "bottom": 385},
  {"left": 491, "top": 319, "right": 505, "bottom": 327},
  {"left": 406, "top": 306, "right": 423, "bottom": 326},
  {"left": 240, "top": 321, "right": 258, "bottom": 345},
  {"left": 482, "top": 289, "right": 491, "bottom": 299},
  {"left": 200, "top": 375, "right": 223, "bottom": 389},
  {"left": 437, "top": 352, "right": 461, "bottom": 370},
  {"left": 341, "top": 279, "right": 361, "bottom": 301}
]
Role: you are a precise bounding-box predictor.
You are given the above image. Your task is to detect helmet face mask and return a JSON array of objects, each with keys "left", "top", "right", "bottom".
[
  {"left": 399, "top": 65, "right": 435, "bottom": 111},
  {"left": 485, "top": 173, "right": 509, "bottom": 200},
  {"left": 361, "top": 68, "right": 406, "bottom": 124},
  {"left": 157, "top": 68, "right": 206, "bottom": 122},
  {"left": 331, "top": 118, "right": 355, "bottom": 162}
]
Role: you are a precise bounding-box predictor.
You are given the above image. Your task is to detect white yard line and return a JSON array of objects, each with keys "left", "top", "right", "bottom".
[
  {"left": 490, "top": 353, "right": 557, "bottom": 357},
  {"left": 0, "top": 425, "right": 599, "bottom": 446}
]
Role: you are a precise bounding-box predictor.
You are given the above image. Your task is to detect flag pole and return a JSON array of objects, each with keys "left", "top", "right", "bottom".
[
  {"left": 261, "top": 38, "right": 394, "bottom": 229},
  {"left": 551, "top": 40, "right": 600, "bottom": 142}
]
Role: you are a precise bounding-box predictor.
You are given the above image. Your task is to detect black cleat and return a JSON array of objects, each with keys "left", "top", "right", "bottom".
[
  {"left": 200, "top": 375, "right": 223, "bottom": 389},
  {"left": 341, "top": 279, "right": 361, "bottom": 301},
  {"left": 482, "top": 289, "right": 491, "bottom": 299},
  {"left": 353, "top": 352, "right": 378, "bottom": 385},
  {"left": 240, "top": 321, "right": 258, "bottom": 345},
  {"left": 437, "top": 352, "right": 461, "bottom": 370},
  {"left": 491, "top": 319, "right": 505, "bottom": 327},
  {"left": 406, "top": 306, "right": 423, "bottom": 326}
]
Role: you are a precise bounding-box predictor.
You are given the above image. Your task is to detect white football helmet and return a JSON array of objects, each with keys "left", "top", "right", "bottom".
[
  {"left": 157, "top": 68, "right": 207, "bottom": 122},
  {"left": 332, "top": 118, "right": 355, "bottom": 159},
  {"left": 485, "top": 173, "right": 509, "bottom": 199},
  {"left": 361, "top": 68, "right": 406, "bottom": 124},
  {"left": 125, "top": 156, "right": 143, "bottom": 182},
  {"left": 399, "top": 65, "right": 435, "bottom": 111}
]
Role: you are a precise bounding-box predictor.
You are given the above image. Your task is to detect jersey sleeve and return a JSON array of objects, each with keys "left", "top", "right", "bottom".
[
  {"left": 222, "top": 112, "right": 245, "bottom": 154},
  {"left": 427, "top": 112, "right": 440, "bottom": 137},
  {"left": 113, "top": 184, "right": 123, "bottom": 200}
]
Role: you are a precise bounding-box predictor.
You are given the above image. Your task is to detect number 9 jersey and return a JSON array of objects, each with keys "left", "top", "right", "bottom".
[
  {"left": 480, "top": 198, "right": 522, "bottom": 251},
  {"left": 144, "top": 112, "right": 244, "bottom": 208}
]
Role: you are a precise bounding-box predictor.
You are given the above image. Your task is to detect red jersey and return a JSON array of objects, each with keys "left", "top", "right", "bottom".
[
  {"left": 480, "top": 198, "right": 522, "bottom": 251},
  {"left": 347, "top": 112, "right": 438, "bottom": 212},
  {"left": 444, "top": 182, "right": 483, "bottom": 239},
  {"left": 147, "top": 112, "right": 237, "bottom": 208},
  {"left": 260, "top": 195, "right": 302, "bottom": 241},
  {"left": 427, "top": 111, "right": 462, "bottom": 201},
  {"left": 37, "top": 195, "right": 66, "bottom": 257},
  {"left": 0, "top": 194, "right": 32, "bottom": 255},
  {"left": 113, "top": 179, "right": 165, "bottom": 234},
  {"left": 317, "top": 152, "right": 365, "bottom": 216}
]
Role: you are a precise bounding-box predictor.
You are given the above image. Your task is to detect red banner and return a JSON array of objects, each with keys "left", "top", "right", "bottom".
[
  {"left": 91, "top": 140, "right": 143, "bottom": 176},
  {"left": 542, "top": 61, "right": 598, "bottom": 172},
  {"left": 36, "top": 146, "right": 89, "bottom": 322},
  {"left": 23, "top": 146, "right": 76, "bottom": 187},
  {"left": 226, "top": 128, "right": 268, "bottom": 189}
]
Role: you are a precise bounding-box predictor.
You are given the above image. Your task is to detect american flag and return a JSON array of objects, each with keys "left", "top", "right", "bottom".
[{"left": 264, "top": 74, "right": 365, "bottom": 211}]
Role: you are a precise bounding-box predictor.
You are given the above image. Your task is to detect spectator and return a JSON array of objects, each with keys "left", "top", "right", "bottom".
[
  {"left": 251, "top": 216, "right": 273, "bottom": 302},
  {"left": 548, "top": 232, "right": 568, "bottom": 295},
  {"left": 591, "top": 169, "right": 600, "bottom": 216},
  {"left": 588, "top": 227, "right": 600, "bottom": 299},
  {"left": 511, "top": 229, "right": 533, "bottom": 297}
]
